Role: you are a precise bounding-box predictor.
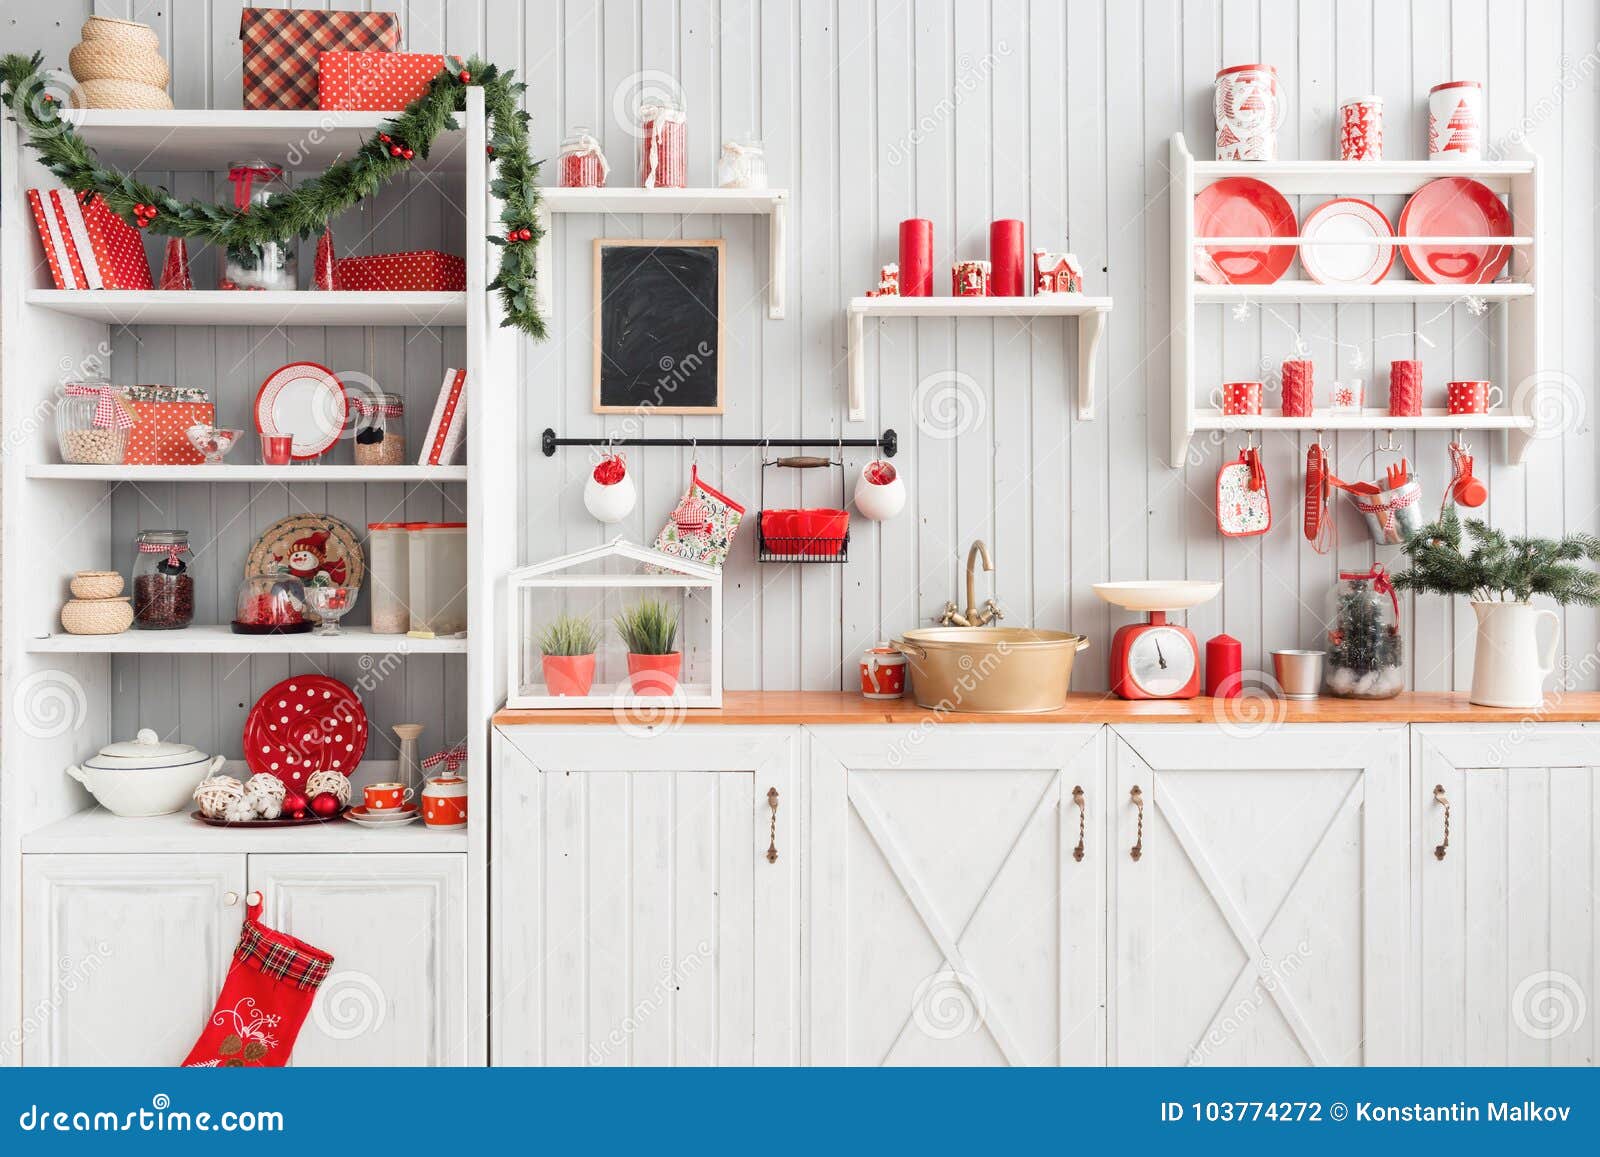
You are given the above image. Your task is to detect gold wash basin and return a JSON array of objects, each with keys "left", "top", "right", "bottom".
[{"left": 894, "top": 627, "right": 1090, "bottom": 714}]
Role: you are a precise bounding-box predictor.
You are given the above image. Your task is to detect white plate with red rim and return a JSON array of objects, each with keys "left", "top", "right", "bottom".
[
  {"left": 255, "top": 361, "right": 347, "bottom": 460},
  {"left": 345, "top": 804, "right": 421, "bottom": 827},
  {"left": 1299, "top": 197, "right": 1396, "bottom": 286}
]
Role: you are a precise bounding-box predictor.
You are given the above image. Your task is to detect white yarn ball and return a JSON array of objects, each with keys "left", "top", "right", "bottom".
[
  {"left": 193, "top": 774, "right": 245, "bottom": 819},
  {"left": 244, "top": 773, "right": 286, "bottom": 806},
  {"left": 305, "top": 770, "right": 351, "bottom": 806}
]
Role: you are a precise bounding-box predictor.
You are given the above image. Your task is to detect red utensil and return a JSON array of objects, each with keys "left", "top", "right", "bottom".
[
  {"left": 244, "top": 674, "right": 368, "bottom": 791},
  {"left": 1194, "top": 177, "right": 1296, "bottom": 285},
  {"left": 1398, "top": 177, "right": 1512, "bottom": 284},
  {"left": 1385, "top": 457, "right": 1410, "bottom": 491}
]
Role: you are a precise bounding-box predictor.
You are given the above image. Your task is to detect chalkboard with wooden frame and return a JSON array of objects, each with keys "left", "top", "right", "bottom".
[{"left": 592, "top": 239, "right": 725, "bottom": 414}]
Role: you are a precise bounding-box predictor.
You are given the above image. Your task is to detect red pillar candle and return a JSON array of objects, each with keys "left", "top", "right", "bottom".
[
  {"left": 1281, "top": 359, "right": 1314, "bottom": 417},
  {"left": 989, "top": 219, "right": 1025, "bottom": 296},
  {"left": 1388, "top": 359, "right": 1423, "bottom": 417},
  {"left": 1205, "top": 633, "right": 1243, "bottom": 698},
  {"left": 898, "top": 218, "right": 933, "bottom": 297}
]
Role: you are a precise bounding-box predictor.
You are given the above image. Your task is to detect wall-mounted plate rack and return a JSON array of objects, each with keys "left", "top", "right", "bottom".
[
  {"left": 845, "top": 294, "right": 1113, "bottom": 423},
  {"left": 1168, "top": 131, "right": 1542, "bottom": 467}
]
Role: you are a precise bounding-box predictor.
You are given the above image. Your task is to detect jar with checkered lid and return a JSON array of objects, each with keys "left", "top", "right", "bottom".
[
  {"left": 132, "top": 529, "right": 195, "bottom": 630},
  {"left": 56, "top": 375, "right": 132, "bottom": 465},
  {"left": 353, "top": 392, "right": 406, "bottom": 466}
]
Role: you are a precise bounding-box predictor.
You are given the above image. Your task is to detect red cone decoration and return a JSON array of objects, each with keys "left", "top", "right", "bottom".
[{"left": 159, "top": 237, "right": 193, "bottom": 291}]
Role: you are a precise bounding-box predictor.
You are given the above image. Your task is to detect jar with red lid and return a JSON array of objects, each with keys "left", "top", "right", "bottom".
[{"left": 859, "top": 643, "right": 907, "bottom": 700}]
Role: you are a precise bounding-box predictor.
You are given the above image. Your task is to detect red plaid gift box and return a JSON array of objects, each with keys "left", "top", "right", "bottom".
[
  {"left": 240, "top": 7, "right": 402, "bottom": 111},
  {"left": 319, "top": 50, "right": 444, "bottom": 110}
]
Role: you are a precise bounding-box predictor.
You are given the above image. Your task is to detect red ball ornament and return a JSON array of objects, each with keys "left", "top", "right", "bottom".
[
  {"left": 458, "top": 70, "right": 471, "bottom": 83},
  {"left": 485, "top": 145, "right": 495, "bottom": 156},
  {"left": 506, "top": 230, "right": 519, "bottom": 241},
  {"left": 401, "top": 147, "right": 414, "bottom": 159},
  {"left": 310, "top": 791, "right": 341, "bottom": 818},
  {"left": 379, "top": 133, "right": 391, "bottom": 143},
  {"left": 517, "top": 227, "right": 532, "bottom": 241},
  {"left": 282, "top": 789, "right": 309, "bottom": 815}
]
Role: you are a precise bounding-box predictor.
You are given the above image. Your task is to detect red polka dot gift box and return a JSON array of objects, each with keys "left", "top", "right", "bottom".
[
  {"left": 116, "top": 385, "right": 214, "bottom": 466},
  {"left": 317, "top": 51, "right": 446, "bottom": 112},
  {"left": 312, "top": 228, "right": 465, "bottom": 292}
]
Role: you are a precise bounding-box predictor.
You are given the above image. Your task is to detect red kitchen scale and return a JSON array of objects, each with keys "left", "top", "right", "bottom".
[{"left": 1093, "top": 581, "right": 1222, "bottom": 700}]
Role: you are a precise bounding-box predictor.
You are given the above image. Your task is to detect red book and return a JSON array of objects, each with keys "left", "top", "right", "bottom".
[
  {"left": 420, "top": 368, "right": 467, "bottom": 466},
  {"left": 318, "top": 51, "right": 445, "bottom": 111},
  {"left": 51, "top": 190, "right": 97, "bottom": 289},
  {"left": 63, "top": 194, "right": 153, "bottom": 290},
  {"left": 26, "top": 190, "right": 71, "bottom": 289}
]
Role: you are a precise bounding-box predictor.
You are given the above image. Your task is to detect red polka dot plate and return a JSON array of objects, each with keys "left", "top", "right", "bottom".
[{"left": 244, "top": 675, "right": 368, "bottom": 789}]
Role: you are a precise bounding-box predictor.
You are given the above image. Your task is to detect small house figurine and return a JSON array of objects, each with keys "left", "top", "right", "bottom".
[
  {"left": 1033, "top": 249, "right": 1085, "bottom": 294},
  {"left": 866, "top": 262, "right": 900, "bottom": 297},
  {"left": 952, "top": 259, "right": 991, "bottom": 297}
]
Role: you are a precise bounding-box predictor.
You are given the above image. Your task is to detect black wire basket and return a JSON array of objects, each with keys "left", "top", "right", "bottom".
[{"left": 756, "top": 455, "right": 851, "bottom": 563}]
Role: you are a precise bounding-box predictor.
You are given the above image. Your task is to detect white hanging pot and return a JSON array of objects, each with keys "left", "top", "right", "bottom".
[
  {"left": 583, "top": 453, "right": 637, "bottom": 524},
  {"left": 1469, "top": 600, "right": 1560, "bottom": 708},
  {"left": 853, "top": 460, "right": 906, "bottom": 522}
]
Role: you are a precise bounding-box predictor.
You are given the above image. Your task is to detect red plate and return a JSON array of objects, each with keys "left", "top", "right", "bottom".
[
  {"left": 244, "top": 674, "right": 368, "bottom": 791},
  {"left": 1398, "top": 177, "right": 1512, "bottom": 284},
  {"left": 254, "top": 361, "right": 347, "bottom": 460},
  {"left": 1194, "top": 177, "right": 1296, "bottom": 284}
]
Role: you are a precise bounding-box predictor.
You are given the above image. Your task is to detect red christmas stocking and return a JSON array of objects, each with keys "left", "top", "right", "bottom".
[{"left": 183, "top": 893, "right": 334, "bottom": 1067}]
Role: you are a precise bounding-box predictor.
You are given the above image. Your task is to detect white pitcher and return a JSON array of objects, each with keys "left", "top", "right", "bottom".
[{"left": 1469, "top": 601, "right": 1560, "bottom": 709}]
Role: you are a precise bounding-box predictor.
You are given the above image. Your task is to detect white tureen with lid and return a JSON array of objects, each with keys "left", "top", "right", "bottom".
[{"left": 66, "top": 728, "right": 225, "bottom": 817}]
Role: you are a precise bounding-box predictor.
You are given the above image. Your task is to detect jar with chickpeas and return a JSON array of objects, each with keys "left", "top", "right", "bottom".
[{"left": 56, "top": 379, "right": 132, "bottom": 465}]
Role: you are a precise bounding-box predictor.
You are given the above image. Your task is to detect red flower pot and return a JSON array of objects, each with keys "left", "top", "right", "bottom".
[
  {"left": 542, "top": 653, "right": 597, "bottom": 697},
  {"left": 626, "top": 652, "right": 682, "bottom": 696}
]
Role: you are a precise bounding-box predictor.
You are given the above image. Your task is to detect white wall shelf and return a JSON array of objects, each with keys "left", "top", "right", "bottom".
[
  {"left": 846, "top": 294, "right": 1113, "bottom": 422},
  {"left": 1169, "top": 132, "right": 1543, "bottom": 467},
  {"left": 535, "top": 186, "right": 788, "bottom": 318},
  {"left": 27, "top": 464, "right": 468, "bottom": 483},
  {"left": 22, "top": 806, "right": 466, "bottom": 854},
  {"left": 26, "top": 625, "right": 467, "bottom": 655},
  {"left": 27, "top": 289, "right": 467, "bottom": 327}
]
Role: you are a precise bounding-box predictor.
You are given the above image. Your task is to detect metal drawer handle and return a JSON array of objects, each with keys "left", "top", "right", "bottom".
[
  {"left": 766, "top": 787, "right": 780, "bottom": 864},
  {"left": 1433, "top": 784, "right": 1451, "bottom": 861},
  {"left": 1129, "top": 785, "right": 1145, "bottom": 862},
  {"left": 1072, "top": 785, "right": 1086, "bottom": 863}
]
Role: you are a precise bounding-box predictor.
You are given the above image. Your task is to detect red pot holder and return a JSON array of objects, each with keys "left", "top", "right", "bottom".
[{"left": 1217, "top": 444, "right": 1271, "bottom": 537}]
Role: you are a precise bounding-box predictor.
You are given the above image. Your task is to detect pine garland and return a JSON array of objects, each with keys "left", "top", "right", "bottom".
[
  {"left": 0, "top": 51, "right": 544, "bottom": 340},
  {"left": 1393, "top": 508, "right": 1600, "bottom": 606}
]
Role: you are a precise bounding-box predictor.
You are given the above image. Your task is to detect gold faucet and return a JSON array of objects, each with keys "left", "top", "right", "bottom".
[{"left": 936, "top": 540, "right": 1003, "bottom": 626}]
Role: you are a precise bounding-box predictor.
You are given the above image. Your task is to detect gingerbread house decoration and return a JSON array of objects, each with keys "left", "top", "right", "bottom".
[
  {"left": 866, "top": 262, "right": 900, "bottom": 297},
  {"left": 1034, "top": 250, "right": 1084, "bottom": 295}
]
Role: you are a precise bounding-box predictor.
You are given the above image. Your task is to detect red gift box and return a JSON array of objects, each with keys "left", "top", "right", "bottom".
[
  {"left": 53, "top": 193, "right": 153, "bottom": 291},
  {"left": 318, "top": 51, "right": 444, "bottom": 111},
  {"left": 240, "top": 7, "right": 403, "bottom": 110},
  {"left": 330, "top": 251, "right": 465, "bottom": 292},
  {"left": 123, "top": 399, "right": 214, "bottom": 465}
]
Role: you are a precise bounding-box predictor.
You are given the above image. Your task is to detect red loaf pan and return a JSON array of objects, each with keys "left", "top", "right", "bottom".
[{"left": 761, "top": 508, "right": 849, "bottom": 556}]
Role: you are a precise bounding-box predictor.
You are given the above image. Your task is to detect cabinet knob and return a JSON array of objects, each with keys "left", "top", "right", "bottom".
[
  {"left": 224, "top": 891, "right": 239, "bottom": 907},
  {"left": 1129, "top": 785, "right": 1145, "bottom": 862},
  {"left": 1433, "top": 784, "right": 1451, "bottom": 861}
]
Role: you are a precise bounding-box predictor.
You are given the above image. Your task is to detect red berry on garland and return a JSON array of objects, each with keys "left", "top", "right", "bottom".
[
  {"left": 518, "top": 227, "right": 532, "bottom": 241},
  {"left": 459, "top": 70, "right": 471, "bottom": 83},
  {"left": 310, "top": 791, "right": 340, "bottom": 818},
  {"left": 390, "top": 145, "right": 403, "bottom": 157},
  {"left": 506, "top": 230, "right": 520, "bottom": 241},
  {"left": 485, "top": 145, "right": 495, "bottom": 156},
  {"left": 379, "top": 133, "right": 391, "bottom": 143},
  {"left": 401, "top": 147, "right": 414, "bottom": 159}
]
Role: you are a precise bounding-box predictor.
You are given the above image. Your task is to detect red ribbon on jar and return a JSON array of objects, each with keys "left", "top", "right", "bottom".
[
  {"left": 423, "top": 742, "right": 468, "bottom": 771},
  {"left": 352, "top": 397, "right": 405, "bottom": 417},
  {"left": 1339, "top": 563, "right": 1399, "bottom": 619},
  {"left": 136, "top": 538, "right": 191, "bottom": 569},
  {"left": 228, "top": 165, "right": 284, "bottom": 212},
  {"left": 64, "top": 383, "right": 133, "bottom": 430}
]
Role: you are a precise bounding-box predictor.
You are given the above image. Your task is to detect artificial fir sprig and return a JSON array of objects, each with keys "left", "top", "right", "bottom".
[
  {"left": 0, "top": 50, "right": 545, "bottom": 339},
  {"left": 1393, "top": 508, "right": 1600, "bottom": 605}
]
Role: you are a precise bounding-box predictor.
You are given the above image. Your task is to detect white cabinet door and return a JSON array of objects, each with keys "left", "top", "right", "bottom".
[
  {"left": 1110, "top": 725, "right": 1408, "bottom": 1066},
  {"left": 806, "top": 725, "right": 1106, "bottom": 1066},
  {"left": 1414, "top": 724, "right": 1597, "bottom": 1066},
  {"left": 493, "top": 727, "right": 798, "bottom": 1065},
  {"left": 247, "top": 854, "right": 467, "bottom": 1067},
  {"left": 21, "top": 854, "right": 244, "bottom": 1066}
]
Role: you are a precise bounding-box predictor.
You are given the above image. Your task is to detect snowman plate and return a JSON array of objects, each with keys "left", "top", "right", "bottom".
[{"left": 246, "top": 514, "right": 364, "bottom": 620}]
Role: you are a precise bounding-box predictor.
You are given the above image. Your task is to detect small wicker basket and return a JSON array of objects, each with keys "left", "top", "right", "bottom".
[
  {"left": 61, "top": 597, "right": 134, "bottom": 635},
  {"left": 69, "top": 41, "right": 171, "bottom": 87},
  {"left": 79, "top": 15, "right": 162, "bottom": 52},
  {"left": 70, "top": 78, "right": 174, "bottom": 110},
  {"left": 70, "top": 570, "right": 124, "bottom": 600}
]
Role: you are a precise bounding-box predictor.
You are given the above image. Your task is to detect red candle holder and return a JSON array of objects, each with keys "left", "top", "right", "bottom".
[
  {"left": 1281, "top": 359, "right": 1314, "bottom": 417},
  {"left": 1388, "top": 359, "right": 1423, "bottom": 417}
]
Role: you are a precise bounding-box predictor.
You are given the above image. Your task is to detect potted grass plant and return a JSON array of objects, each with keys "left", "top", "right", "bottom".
[
  {"left": 615, "top": 599, "right": 681, "bottom": 695},
  {"left": 539, "top": 614, "right": 602, "bottom": 697},
  {"left": 1394, "top": 509, "right": 1600, "bottom": 708}
]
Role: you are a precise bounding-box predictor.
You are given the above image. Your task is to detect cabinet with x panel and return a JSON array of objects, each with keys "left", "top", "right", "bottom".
[
  {"left": 1108, "top": 725, "right": 1409, "bottom": 1065},
  {"left": 805, "top": 725, "right": 1107, "bottom": 1065}
]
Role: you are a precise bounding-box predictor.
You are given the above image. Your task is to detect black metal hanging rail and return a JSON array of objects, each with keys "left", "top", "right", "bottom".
[{"left": 541, "top": 428, "right": 897, "bottom": 458}]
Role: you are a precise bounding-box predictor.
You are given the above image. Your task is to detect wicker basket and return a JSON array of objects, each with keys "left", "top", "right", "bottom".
[
  {"left": 70, "top": 78, "right": 174, "bottom": 111},
  {"left": 79, "top": 15, "right": 162, "bottom": 52},
  {"left": 69, "top": 41, "right": 171, "bottom": 88},
  {"left": 70, "top": 570, "right": 124, "bottom": 600},
  {"left": 61, "top": 597, "right": 133, "bottom": 635}
]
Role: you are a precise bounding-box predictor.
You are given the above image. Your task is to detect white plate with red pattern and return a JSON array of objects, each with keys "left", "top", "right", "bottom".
[
  {"left": 1299, "top": 198, "right": 1396, "bottom": 286},
  {"left": 254, "top": 361, "right": 347, "bottom": 460}
]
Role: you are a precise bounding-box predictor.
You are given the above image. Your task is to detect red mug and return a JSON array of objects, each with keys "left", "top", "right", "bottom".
[
  {"left": 860, "top": 645, "right": 907, "bottom": 700},
  {"left": 363, "top": 782, "right": 413, "bottom": 811},
  {"left": 1211, "top": 381, "right": 1263, "bottom": 416},
  {"left": 1446, "top": 380, "right": 1503, "bottom": 415}
]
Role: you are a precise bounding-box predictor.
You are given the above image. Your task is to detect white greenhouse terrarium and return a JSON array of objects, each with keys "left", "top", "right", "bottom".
[{"left": 506, "top": 538, "right": 722, "bottom": 709}]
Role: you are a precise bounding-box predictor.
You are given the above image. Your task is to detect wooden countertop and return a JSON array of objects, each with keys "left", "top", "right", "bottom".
[{"left": 495, "top": 690, "right": 1600, "bottom": 726}]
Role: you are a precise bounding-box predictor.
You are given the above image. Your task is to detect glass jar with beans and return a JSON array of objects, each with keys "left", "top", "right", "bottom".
[
  {"left": 353, "top": 393, "right": 406, "bottom": 466},
  {"left": 56, "top": 379, "right": 132, "bottom": 465},
  {"left": 132, "top": 530, "right": 195, "bottom": 630}
]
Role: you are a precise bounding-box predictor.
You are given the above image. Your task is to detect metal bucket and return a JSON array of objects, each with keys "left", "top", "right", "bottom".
[
  {"left": 893, "top": 627, "right": 1090, "bottom": 714},
  {"left": 1349, "top": 478, "right": 1424, "bottom": 545}
]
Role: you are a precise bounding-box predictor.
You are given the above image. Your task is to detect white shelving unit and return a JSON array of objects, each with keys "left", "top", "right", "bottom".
[
  {"left": 846, "top": 293, "right": 1114, "bottom": 422},
  {"left": 535, "top": 185, "right": 788, "bottom": 318},
  {"left": 1168, "top": 132, "right": 1542, "bottom": 466},
  {"left": 0, "top": 96, "right": 511, "bottom": 1063}
]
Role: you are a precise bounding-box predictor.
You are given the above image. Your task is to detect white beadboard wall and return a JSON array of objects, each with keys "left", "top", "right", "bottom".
[{"left": 17, "top": 0, "right": 1598, "bottom": 716}]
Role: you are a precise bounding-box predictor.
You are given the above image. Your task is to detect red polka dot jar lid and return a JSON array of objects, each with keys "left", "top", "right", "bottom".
[{"left": 244, "top": 675, "right": 368, "bottom": 788}]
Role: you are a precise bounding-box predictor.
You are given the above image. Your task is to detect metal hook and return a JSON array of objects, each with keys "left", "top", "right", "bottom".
[
  {"left": 1379, "top": 430, "right": 1400, "bottom": 454},
  {"left": 689, "top": 437, "right": 698, "bottom": 467},
  {"left": 1453, "top": 429, "right": 1471, "bottom": 453}
]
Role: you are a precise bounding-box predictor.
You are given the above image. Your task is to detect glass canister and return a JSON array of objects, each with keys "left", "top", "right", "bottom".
[
  {"left": 132, "top": 529, "right": 195, "bottom": 630},
  {"left": 221, "top": 162, "right": 298, "bottom": 290},
  {"left": 639, "top": 98, "right": 687, "bottom": 188},
  {"left": 56, "top": 378, "right": 131, "bottom": 464},
  {"left": 716, "top": 138, "right": 767, "bottom": 189},
  {"left": 1324, "top": 565, "right": 1404, "bottom": 699},
  {"left": 557, "top": 125, "right": 609, "bottom": 187},
  {"left": 353, "top": 392, "right": 406, "bottom": 466},
  {"left": 407, "top": 522, "right": 467, "bottom": 637},
  {"left": 367, "top": 522, "right": 413, "bottom": 634}
]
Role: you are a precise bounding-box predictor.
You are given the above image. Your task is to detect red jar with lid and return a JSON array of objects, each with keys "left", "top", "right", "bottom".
[{"left": 860, "top": 643, "right": 907, "bottom": 700}]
